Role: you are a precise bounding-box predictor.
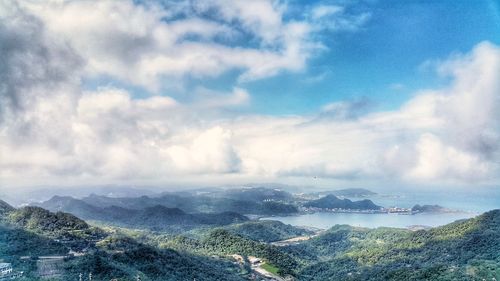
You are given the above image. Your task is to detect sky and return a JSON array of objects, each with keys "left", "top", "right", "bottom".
[{"left": 0, "top": 0, "right": 499, "bottom": 190}]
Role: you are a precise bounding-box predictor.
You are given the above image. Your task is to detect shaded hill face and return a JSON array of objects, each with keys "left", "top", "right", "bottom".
[
  {"left": 303, "top": 194, "right": 381, "bottom": 210},
  {"left": 0, "top": 200, "right": 14, "bottom": 215}
]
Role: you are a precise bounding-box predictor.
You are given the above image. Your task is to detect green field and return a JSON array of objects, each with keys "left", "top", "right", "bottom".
[{"left": 261, "top": 262, "right": 280, "bottom": 275}]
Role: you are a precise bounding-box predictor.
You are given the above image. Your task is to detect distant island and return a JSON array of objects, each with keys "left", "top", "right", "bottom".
[
  {"left": 411, "top": 204, "right": 456, "bottom": 213},
  {"left": 306, "top": 188, "right": 377, "bottom": 199},
  {"left": 330, "top": 188, "right": 377, "bottom": 197}
]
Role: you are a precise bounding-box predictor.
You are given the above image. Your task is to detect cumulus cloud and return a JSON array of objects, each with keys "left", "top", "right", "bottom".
[
  {"left": 0, "top": 0, "right": 499, "bottom": 188},
  {"left": 17, "top": 0, "right": 333, "bottom": 90},
  {"left": 0, "top": 0, "right": 82, "bottom": 119}
]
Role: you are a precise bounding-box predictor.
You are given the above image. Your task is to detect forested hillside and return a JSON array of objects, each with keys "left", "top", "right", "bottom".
[
  {"left": 1, "top": 196, "right": 498, "bottom": 281},
  {"left": 292, "top": 210, "right": 500, "bottom": 280}
]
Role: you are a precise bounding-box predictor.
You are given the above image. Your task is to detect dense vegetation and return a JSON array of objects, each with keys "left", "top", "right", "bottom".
[
  {"left": 161, "top": 228, "right": 298, "bottom": 276},
  {"left": 62, "top": 237, "right": 246, "bottom": 281}
]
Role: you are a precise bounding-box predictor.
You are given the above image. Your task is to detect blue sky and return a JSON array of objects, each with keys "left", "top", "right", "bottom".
[
  {"left": 242, "top": 0, "right": 500, "bottom": 115},
  {"left": 2, "top": 0, "right": 500, "bottom": 188},
  {"left": 87, "top": 0, "right": 500, "bottom": 116}
]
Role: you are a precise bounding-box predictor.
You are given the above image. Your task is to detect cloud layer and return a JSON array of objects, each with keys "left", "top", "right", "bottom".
[{"left": 1, "top": 0, "right": 499, "bottom": 188}]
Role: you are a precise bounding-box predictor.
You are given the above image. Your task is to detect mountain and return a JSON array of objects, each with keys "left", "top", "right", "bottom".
[{"left": 304, "top": 194, "right": 381, "bottom": 210}]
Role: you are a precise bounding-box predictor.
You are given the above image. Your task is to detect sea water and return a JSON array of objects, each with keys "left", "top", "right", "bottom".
[{"left": 261, "top": 188, "right": 499, "bottom": 229}]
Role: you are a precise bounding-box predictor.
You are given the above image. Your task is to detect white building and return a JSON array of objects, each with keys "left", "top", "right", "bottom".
[{"left": 0, "top": 263, "right": 12, "bottom": 276}]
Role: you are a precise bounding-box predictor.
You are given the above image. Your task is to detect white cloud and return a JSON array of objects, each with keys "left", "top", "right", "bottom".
[
  {"left": 15, "top": 0, "right": 369, "bottom": 91},
  {"left": 1, "top": 1, "right": 499, "bottom": 188},
  {"left": 17, "top": 0, "right": 324, "bottom": 90},
  {"left": 407, "top": 134, "right": 491, "bottom": 181}
]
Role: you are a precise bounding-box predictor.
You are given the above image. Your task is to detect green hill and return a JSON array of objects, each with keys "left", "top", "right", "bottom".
[
  {"left": 63, "top": 236, "right": 246, "bottom": 281},
  {"left": 293, "top": 209, "right": 500, "bottom": 280}
]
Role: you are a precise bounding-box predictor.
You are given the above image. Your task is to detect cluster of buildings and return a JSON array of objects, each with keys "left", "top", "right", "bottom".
[
  {"left": 0, "top": 263, "right": 22, "bottom": 280},
  {"left": 300, "top": 206, "right": 415, "bottom": 215},
  {"left": 384, "top": 207, "right": 413, "bottom": 214},
  {"left": 0, "top": 263, "right": 12, "bottom": 276},
  {"left": 300, "top": 207, "right": 385, "bottom": 214}
]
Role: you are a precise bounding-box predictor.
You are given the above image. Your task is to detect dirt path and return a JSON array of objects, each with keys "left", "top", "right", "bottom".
[{"left": 270, "top": 230, "right": 325, "bottom": 246}]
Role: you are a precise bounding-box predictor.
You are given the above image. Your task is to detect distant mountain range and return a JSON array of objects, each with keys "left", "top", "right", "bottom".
[
  {"left": 35, "top": 196, "right": 248, "bottom": 232},
  {"left": 35, "top": 187, "right": 299, "bottom": 216}
]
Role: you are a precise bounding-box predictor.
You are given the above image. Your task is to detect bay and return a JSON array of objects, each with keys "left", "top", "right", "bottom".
[{"left": 261, "top": 188, "right": 499, "bottom": 229}]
